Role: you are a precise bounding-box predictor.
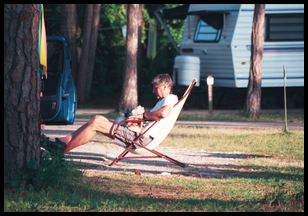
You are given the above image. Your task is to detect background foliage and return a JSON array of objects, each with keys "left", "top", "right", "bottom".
[
  {"left": 45, "top": 4, "right": 184, "bottom": 107},
  {"left": 43, "top": 4, "right": 304, "bottom": 109}
]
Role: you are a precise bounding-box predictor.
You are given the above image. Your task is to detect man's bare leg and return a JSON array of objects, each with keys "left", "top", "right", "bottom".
[{"left": 63, "top": 115, "right": 115, "bottom": 153}]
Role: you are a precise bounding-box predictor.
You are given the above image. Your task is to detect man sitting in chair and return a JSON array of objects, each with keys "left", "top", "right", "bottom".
[{"left": 49, "top": 73, "right": 178, "bottom": 153}]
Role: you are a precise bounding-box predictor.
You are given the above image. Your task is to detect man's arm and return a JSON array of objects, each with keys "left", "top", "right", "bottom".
[{"left": 143, "top": 105, "right": 172, "bottom": 121}]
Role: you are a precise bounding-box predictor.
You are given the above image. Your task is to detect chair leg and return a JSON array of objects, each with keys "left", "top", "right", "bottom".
[
  {"left": 110, "top": 139, "right": 186, "bottom": 168},
  {"left": 109, "top": 148, "right": 130, "bottom": 166},
  {"left": 150, "top": 149, "right": 186, "bottom": 168},
  {"left": 110, "top": 144, "right": 186, "bottom": 168},
  {"left": 131, "top": 141, "right": 186, "bottom": 168}
]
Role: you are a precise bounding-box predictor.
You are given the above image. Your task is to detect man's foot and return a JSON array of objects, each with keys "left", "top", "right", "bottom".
[
  {"left": 52, "top": 138, "right": 67, "bottom": 151},
  {"left": 41, "top": 136, "right": 66, "bottom": 154}
]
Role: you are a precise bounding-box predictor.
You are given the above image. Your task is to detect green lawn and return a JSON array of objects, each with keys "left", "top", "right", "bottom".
[
  {"left": 4, "top": 127, "right": 304, "bottom": 212},
  {"left": 76, "top": 109, "right": 304, "bottom": 124},
  {"left": 178, "top": 109, "right": 304, "bottom": 123},
  {"left": 165, "top": 127, "right": 304, "bottom": 161}
]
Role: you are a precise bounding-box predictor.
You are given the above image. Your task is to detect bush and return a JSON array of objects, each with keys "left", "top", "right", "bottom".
[{"left": 5, "top": 135, "right": 81, "bottom": 191}]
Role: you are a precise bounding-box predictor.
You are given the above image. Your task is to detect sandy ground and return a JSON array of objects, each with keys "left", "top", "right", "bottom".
[
  {"left": 63, "top": 140, "right": 255, "bottom": 178},
  {"left": 42, "top": 121, "right": 279, "bottom": 178},
  {"left": 42, "top": 108, "right": 303, "bottom": 178}
]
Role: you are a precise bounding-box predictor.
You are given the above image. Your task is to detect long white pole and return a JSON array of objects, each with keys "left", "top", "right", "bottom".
[{"left": 283, "top": 65, "right": 288, "bottom": 132}]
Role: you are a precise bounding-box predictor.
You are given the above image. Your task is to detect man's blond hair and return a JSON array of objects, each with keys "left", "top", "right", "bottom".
[{"left": 152, "top": 73, "right": 173, "bottom": 90}]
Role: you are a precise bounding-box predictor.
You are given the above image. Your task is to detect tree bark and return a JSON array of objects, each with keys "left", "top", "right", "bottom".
[
  {"left": 119, "top": 4, "right": 140, "bottom": 113},
  {"left": 246, "top": 4, "right": 265, "bottom": 120},
  {"left": 85, "top": 4, "right": 102, "bottom": 99},
  {"left": 4, "top": 4, "right": 41, "bottom": 178},
  {"left": 77, "top": 4, "right": 93, "bottom": 103},
  {"left": 137, "top": 4, "right": 144, "bottom": 83},
  {"left": 61, "top": 4, "right": 78, "bottom": 80}
]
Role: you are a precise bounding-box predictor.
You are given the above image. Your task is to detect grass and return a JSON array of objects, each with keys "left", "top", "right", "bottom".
[
  {"left": 4, "top": 170, "right": 304, "bottom": 211},
  {"left": 76, "top": 109, "right": 304, "bottom": 124},
  {"left": 178, "top": 109, "right": 304, "bottom": 123},
  {"left": 165, "top": 127, "right": 304, "bottom": 161},
  {"left": 4, "top": 127, "right": 304, "bottom": 212}
]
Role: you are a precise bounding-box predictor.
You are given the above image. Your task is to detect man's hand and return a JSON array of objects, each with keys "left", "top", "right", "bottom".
[
  {"left": 131, "top": 105, "right": 145, "bottom": 116},
  {"left": 126, "top": 115, "right": 144, "bottom": 128}
]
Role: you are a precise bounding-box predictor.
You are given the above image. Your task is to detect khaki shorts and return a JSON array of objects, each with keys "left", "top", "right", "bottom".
[{"left": 114, "top": 125, "right": 153, "bottom": 149}]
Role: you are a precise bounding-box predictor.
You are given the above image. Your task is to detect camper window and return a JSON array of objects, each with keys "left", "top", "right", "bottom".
[
  {"left": 194, "top": 14, "right": 223, "bottom": 42},
  {"left": 265, "top": 13, "right": 304, "bottom": 42}
]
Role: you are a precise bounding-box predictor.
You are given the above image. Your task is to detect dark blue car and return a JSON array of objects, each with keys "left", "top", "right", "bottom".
[{"left": 40, "top": 36, "right": 77, "bottom": 125}]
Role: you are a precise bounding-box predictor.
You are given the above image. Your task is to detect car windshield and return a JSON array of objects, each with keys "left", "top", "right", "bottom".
[
  {"left": 47, "top": 41, "right": 64, "bottom": 76},
  {"left": 43, "top": 40, "right": 64, "bottom": 95}
]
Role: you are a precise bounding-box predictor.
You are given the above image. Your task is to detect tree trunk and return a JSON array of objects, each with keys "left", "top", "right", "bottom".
[
  {"left": 77, "top": 4, "right": 93, "bottom": 103},
  {"left": 137, "top": 4, "right": 144, "bottom": 83},
  {"left": 4, "top": 4, "right": 41, "bottom": 178},
  {"left": 119, "top": 4, "right": 140, "bottom": 113},
  {"left": 61, "top": 4, "right": 78, "bottom": 80},
  {"left": 85, "top": 4, "right": 102, "bottom": 99},
  {"left": 246, "top": 4, "right": 265, "bottom": 120}
]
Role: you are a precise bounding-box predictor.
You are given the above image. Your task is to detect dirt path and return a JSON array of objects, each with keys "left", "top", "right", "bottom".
[
  {"left": 42, "top": 121, "right": 278, "bottom": 178},
  {"left": 63, "top": 140, "right": 251, "bottom": 178},
  {"left": 63, "top": 136, "right": 278, "bottom": 179}
]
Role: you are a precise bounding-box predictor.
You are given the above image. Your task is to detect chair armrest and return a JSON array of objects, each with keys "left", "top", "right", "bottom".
[{"left": 125, "top": 119, "right": 145, "bottom": 124}]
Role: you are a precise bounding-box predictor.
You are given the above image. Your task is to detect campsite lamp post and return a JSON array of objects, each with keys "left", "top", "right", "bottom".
[{"left": 207, "top": 75, "right": 214, "bottom": 115}]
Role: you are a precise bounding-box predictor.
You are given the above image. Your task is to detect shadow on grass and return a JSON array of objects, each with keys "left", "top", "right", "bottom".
[
  {"left": 4, "top": 167, "right": 303, "bottom": 212},
  {"left": 13, "top": 174, "right": 278, "bottom": 212},
  {"left": 5, "top": 154, "right": 303, "bottom": 212}
]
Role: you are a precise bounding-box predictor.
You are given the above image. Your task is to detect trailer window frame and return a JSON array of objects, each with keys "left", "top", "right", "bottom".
[
  {"left": 193, "top": 17, "right": 222, "bottom": 43},
  {"left": 265, "top": 13, "right": 304, "bottom": 42}
]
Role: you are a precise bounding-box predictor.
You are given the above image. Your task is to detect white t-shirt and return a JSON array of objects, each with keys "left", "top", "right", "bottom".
[
  {"left": 145, "top": 94, "right": 178, "bottom": 137},
  {"left": 150, "top": 94, "right": 178, "bottom": 112}
]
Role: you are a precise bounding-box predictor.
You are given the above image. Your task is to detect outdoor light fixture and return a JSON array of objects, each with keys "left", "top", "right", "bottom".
[
  {"left": 207, "top": 75, "right": 214, "bottom": 86},
  {"left": 207, "top": 75, "right": 214, "bottom": 115}
]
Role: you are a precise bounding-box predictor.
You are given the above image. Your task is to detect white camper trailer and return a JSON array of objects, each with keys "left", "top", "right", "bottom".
[{"left": 173, "top": 4, "right": 304, "bottom": 88}]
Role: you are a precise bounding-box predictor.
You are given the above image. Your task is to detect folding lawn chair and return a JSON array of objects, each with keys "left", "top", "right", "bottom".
[{"left": 109, "top": 79, "right": 197, "bottom": 168}]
